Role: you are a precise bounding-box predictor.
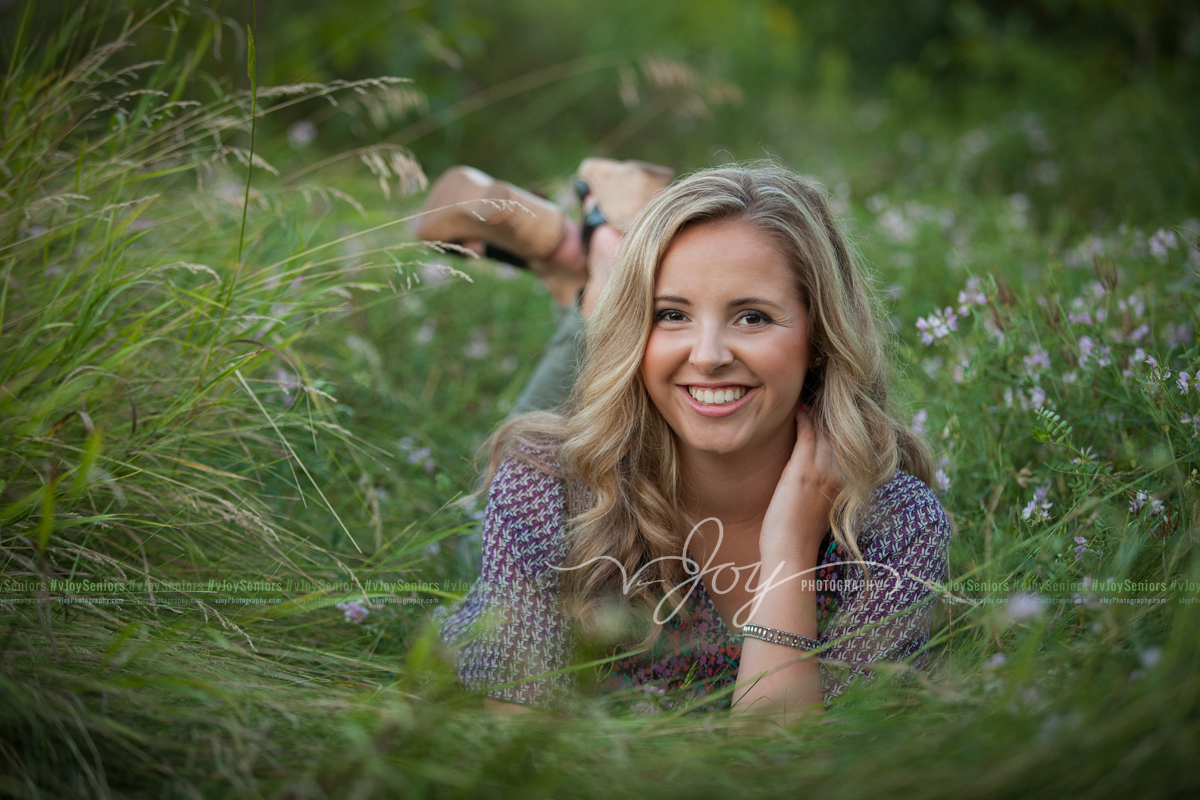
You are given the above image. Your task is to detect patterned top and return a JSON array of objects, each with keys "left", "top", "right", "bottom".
[{"left": 434, "top": 449, "right": 951, "bottom": 713}]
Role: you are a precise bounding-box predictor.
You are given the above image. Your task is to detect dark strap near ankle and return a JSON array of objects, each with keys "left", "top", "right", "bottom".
[
  {"left": 580, "top": 204, "right": 607, "bottom": 254},
  {"left": 575, "top": 177, "right": 608, "bottom": 253},
  {"left": 484, "top": 243, "right": 528, "bottom": 269}
]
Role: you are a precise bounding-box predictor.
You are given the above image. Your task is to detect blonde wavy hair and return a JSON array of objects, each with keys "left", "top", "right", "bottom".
[{"left": 482, "top": 163, "right": 931, "bottom": 638}]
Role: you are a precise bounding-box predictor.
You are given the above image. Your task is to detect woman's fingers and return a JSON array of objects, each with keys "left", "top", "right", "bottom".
[{"left": 793, "top": 405, "right": 843, "bottom": 496}]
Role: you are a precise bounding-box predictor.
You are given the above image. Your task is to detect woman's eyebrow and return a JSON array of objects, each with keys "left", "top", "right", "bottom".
[
  {"left": 729, "top": 297, "right": 786, "bottom": 310},
  {"left": 653, "top": 295, "right": 788, "bottom": 310}
]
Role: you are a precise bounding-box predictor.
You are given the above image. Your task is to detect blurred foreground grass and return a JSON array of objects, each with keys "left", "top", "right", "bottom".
[{"left": 2, "top": 3, "right": 1199, "bottom": 798}]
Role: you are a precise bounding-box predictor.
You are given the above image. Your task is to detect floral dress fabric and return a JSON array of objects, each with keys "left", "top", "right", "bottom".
[{"left": 433, "top": 449, "right": 952, "bottom": 712}]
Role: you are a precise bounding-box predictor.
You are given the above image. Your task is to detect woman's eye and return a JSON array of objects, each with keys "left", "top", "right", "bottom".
[
  {"left": 654, "top": 309, "right": 686, "bottom": 323},
  {"left": 739, "top": 310, "right": 773, "bottom": 325}
]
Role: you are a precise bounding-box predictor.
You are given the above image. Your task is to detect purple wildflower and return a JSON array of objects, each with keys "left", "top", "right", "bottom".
[
  {"left": 1149, "top": 229, "right": 1178, "bottom": 262},
  {"left": 1143, "top": 356, "right": 1172, "bottom": 392},
  {"left": 952, "top": 355, "right": 969, "bottom": 384},
  {"left": 1117, "top": 294, "right": 1146, "bottom": 318},
  {"left": 1023, "top": 346, "right": 1051, "bottom": 380},
  {"left": 934, "top": 455, "right": 952, "bottom": 494},
  {"left": 1007, "top": 593, "right": 1043, "bottom": 621},
  {"left": 1078, "top": 336, "right": 1095, "bottom": 367},
  {"left": 1022, "top": 485, "right": 1053, "bottom": 523},
  {"left": 983, "top": 653, "right": 1007, "bottom": 670},
  {"left": 1166, "top": 323, "right": 1193, "bottom": 348},
  {"left": 916, "top": 307, "right": 959, "bottom": 345},
  {"left": 336, "top": 599, "right": 370, "bottom": 624},
  {"left": 1074, "top": 535, "right": 1089, "bottom": 560},
  {"left": 912, "top": 409, "right": 928, "bottom": 438},
  {"left": 1129, "top": 491, "right": 1163, "bottom": 515},
  {"left": 957, "top": 277, "right": 987, "bottom": 314}
]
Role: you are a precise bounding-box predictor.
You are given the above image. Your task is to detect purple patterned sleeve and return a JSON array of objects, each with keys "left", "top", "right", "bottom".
[
  {"left": 433, "top": 453, "right": 577, "bottom": 708},
  {"left": 817, "top": 473, "right": 951, "bottom": 702}
]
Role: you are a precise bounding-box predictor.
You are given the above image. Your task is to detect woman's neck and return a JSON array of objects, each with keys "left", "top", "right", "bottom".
[{"left": 677, "top": 429, "right": 794, "bottom": 541}]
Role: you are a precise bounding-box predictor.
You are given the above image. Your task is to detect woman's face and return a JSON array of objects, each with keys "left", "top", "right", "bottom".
[{"left": 640, "top": 218, "right": 811, "bottom": 460}]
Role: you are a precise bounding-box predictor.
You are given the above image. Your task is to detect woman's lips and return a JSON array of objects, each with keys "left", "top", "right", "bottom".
[{"left": 677, "top": 384, "right": 756, "bottom": 417}]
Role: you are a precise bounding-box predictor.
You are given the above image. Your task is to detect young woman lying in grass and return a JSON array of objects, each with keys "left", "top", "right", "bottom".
[{"left": 422, "top": 164, "right": 951, "bottom": 721}]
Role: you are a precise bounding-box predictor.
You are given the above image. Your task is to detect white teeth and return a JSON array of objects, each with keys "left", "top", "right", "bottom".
[{"left": 688, "top": 386, "right": 747, "bottom": 405}]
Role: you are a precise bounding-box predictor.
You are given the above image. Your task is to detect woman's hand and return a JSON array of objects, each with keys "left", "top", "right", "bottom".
[
  {"left": 733, "top": 405, "right": 838, "bottom": 721},
  {"left": 757, "top": 405, "right": 844, "bottom": 561}
]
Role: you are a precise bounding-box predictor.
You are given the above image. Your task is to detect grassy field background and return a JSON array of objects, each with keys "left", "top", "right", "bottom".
[{"left": 2, "top": 1, "right": 1199, "bottom": 797}]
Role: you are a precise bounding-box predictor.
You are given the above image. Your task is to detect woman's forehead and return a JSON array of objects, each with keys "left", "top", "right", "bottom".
[{"left": 653, "top": 219, "right": 802, "bottom": 299}]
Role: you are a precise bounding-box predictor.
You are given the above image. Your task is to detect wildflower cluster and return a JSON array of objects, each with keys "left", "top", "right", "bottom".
[
  {"left": 1129, "top": 491, "right": 1164, "bottom": 516},
  {"left": 957, "top": 277, "right": 988, "bottom": 313},
  {"left": 1073, "top": 536, "right": 1090, "bottom": 560},
  {"left": 1142, "top": 356, "right": 1173, "bottom": 394},
  {"left": 934, "top": 456, "right": 952, "bottom": 495},
  {"left": 867, "top": 194, "right": 956, "bottom": 246},
  {"left": 916, "top": 307, "right": 959, "bottom": 345},
  {"left": 399, "top": 436, "right": 436, "bottom": 474},
  {"left": 336, "top": 599, "right": 370, "bottom": 624},
  {"left": 1076, "top": 336, "right": 1110, "bottom": 370},
  {"left": 1149, "top": 228, "right": 1178, "bottom": 262},
  {"left": 1021, "top": 486, "right": 1053, "bottom": 523},
  {"left": 1022, "top": 345, "right": 1051, "bottom": 382}
]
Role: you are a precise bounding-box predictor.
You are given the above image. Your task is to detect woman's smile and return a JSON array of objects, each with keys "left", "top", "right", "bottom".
[
  {"left": 640, "top": 218, "right": 811, "bottom": 458},
  {"left": 679, "top": 384, "right": 755, "bottom": 416}
]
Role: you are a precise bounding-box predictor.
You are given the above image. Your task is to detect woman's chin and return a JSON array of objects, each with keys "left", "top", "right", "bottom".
[
  {"left": 674, "top": 429, "right": 754, "bottom": 458},
  {"left": 669, "top": 413, "right": 797, "bottom": 462}
]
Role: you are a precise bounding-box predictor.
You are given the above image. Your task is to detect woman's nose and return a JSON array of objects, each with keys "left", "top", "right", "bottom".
[{"left": 689, "top": 321, "right": 734, "bottom": 373}]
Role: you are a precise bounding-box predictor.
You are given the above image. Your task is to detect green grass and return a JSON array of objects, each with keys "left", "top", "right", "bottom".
[{"left": 2, "top": 3, "right": 1199, "bottom": 798}]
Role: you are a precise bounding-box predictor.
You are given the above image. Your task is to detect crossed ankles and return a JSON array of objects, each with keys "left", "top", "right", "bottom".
[{"left": 413, "top": 158, "right": 673, "bottom": 314}]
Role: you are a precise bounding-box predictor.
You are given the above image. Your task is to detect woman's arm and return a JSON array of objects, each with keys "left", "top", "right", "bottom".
[
  {"left": 434, "top": 454, "right": 577, "bottom": 711},
  {"left": 732, "top": 546, "right": 824, "bottom": 721},
  {"left": 817, "top": 479, "right": 950, "bottom": 702},
  {"left": 732, "top": 408, "right": 840, "bottom": 722}
]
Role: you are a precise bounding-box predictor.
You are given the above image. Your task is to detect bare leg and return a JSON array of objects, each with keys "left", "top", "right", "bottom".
[
  {"left": 461, "top": 218, "right": 587, "bottom": 307},
  {"left": 528, "top": 218, "right": 587, "bottom": 307},
  {"left": 579, "top": 223, "right": 622, "bottom": 319}
]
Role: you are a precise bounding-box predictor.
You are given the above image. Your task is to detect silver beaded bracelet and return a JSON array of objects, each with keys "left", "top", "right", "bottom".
[{"left": 740, "top": 623, "right": 820, "bottom": 652}]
